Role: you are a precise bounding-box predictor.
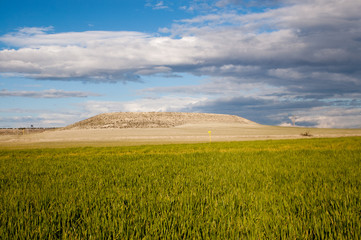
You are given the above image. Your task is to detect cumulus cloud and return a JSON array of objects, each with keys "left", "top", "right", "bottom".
[
  {"left": 1, "top": 0, "right": 361, "bottom": 127},
  {"left": 279, "top": 107, "right": 361, "bottom": 128},
  {"left": 0, "top": 29, "right": 208, "bottom": 82},
  {"left": 81, "top": 96, "right": 206, "bottom": 116},
  {"left": 1, "top": 0, "right": 361, "bottom": 88},
  {"left": 0, "top": 89, "right": 101, "bottom": 98}
]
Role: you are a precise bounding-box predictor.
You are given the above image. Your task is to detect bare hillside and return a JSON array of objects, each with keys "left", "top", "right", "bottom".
[{"left": 64, "top": 112, "right": 258, "bottom": 129}]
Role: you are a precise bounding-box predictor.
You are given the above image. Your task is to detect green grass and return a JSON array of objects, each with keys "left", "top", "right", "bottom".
[{"left": 1, "top": 137, "right": 360, "bottom": 239}]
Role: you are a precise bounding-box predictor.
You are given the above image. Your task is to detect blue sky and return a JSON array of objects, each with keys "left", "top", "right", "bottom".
[{"left": 1, "top": 0, "right": 361, "bottom": 128}]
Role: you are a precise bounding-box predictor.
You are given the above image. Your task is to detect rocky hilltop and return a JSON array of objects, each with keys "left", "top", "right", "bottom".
[{"left": 64, "top": 112, "right": 257, "bottom": 129}]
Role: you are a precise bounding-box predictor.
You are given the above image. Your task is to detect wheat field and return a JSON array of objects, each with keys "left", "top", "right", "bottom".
[{"left": 1, "top": 137, "right": 360, "bottom": 238}]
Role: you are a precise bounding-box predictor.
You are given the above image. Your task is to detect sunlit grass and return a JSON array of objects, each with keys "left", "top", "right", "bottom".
[{"left": 1, "top": 137, "right": 360, "bottom": 238}]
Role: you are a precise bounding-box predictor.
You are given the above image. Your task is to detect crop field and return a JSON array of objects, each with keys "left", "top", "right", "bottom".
[{"left": 1, "top": 137, "right": 360, "bottom": 239}]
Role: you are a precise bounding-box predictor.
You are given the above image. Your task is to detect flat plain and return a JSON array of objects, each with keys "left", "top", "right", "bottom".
[
  {"left": 2, "top": 112, "right": 361, "bottom": 148},
  {"left": 1, "top": 113, "right": 361, "bottom": 238},
  {"left": 1, "top": 123, "right": 361, "bottom": 148}
]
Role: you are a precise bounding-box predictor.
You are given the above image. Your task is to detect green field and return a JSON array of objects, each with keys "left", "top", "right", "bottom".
[{"left": 1, "top": 137, "right": 360, "bottom": 239}]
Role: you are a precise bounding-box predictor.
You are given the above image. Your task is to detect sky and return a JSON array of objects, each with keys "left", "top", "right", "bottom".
[{"left": 1, "top": 0, "right": 361, "bottom": 128}]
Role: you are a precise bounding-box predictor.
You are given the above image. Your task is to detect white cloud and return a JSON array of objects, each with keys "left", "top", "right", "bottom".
[
  {"left": 146, "top": 1, "right": 170, "bottom": 10},
  {"left": 82, "top": 96, "right": 206, "bottom": 116},
  {"left": 1, "top": 0, "right": 361, "bottom": 128},
  {"left": 17, "top": 26, "right": 54, "bottom": 35},
  {"left": 141, "top": 77, "right": 280, "bottom": 98},
  {"left": 10, "top": 96, "right": 206, "bottom": 127},
  {"left": 153, "top": 1, "right": 169, "bottom": 10},
  {"left": 0, "top": 89, "right": 101, "bottom": 98},
  {"left": 38, "top": 113, "right": 78, "bottom": 126},
  {"left": 1, "top": 0, "right": 360, "bottom": 86},
  {"left": 292, "top": 107, "right": 361, "bottom": 128},
  {"left": 0, "top": 30, "right": 210, "bottom": 81}
]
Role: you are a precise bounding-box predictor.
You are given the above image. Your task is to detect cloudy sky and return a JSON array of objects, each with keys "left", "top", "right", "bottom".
[{"left": 1, "top": 0, "right": 361, "bottom": 128}]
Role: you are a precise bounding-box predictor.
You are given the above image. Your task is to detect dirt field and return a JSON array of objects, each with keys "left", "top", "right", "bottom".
[
  {"left": 1, "top": 113, "right": 361, "bottom": 148},
  {"left": 1, "top": 124, "right": 361, "bottom": 148},
  {"left": 0, "top": 128, "right": 56, "bottom": 136}
]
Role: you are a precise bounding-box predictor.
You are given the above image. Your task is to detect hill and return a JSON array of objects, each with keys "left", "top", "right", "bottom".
[{"left": 64, "top": 112, "right": 258, "bottom": 129}]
